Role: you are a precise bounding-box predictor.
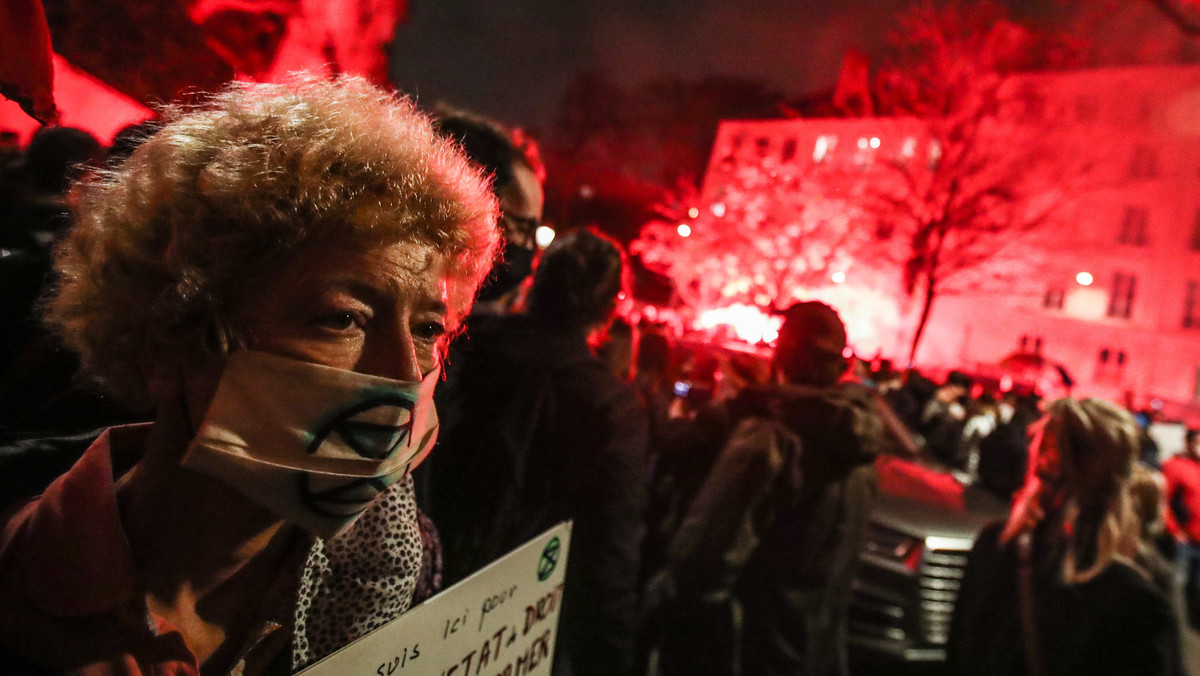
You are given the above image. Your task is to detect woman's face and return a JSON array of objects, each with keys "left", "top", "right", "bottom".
[
  {"left": 232, "top": 239, "right": 455, "bottom": 380},
  {"left": 1027, "top": 420, "right": 1060, "bottom": 480}
]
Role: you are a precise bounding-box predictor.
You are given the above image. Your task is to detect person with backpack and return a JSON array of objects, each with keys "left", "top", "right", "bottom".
[
  {"left": 426, "top": 229, "right": 651, "bottom": 676},
  {"left": 646, "top": 301, "right": 900, "bottom": 676}
]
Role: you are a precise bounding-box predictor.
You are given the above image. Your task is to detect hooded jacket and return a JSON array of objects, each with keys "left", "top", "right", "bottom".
[{"left": 651, "top": 381, "right": 894, "bottom": 676}]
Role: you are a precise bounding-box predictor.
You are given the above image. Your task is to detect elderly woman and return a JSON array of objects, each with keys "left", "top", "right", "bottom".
[
  {"left": 948, "top": 398, "right": 1183, "bottom": 676},
  {"left": 0, "top": 76, "right": 499, "bottom": 674}
]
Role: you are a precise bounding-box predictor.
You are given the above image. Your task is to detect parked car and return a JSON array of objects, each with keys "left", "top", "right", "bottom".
[{"left": 847, "top": 454, "right": 1009, "bottom": 664}]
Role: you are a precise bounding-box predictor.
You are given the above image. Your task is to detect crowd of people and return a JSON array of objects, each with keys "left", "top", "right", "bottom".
[{"left": 0, "top": 74, "right": 1196, "bottom": 676}]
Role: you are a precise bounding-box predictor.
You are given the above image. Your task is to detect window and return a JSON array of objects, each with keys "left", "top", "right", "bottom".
[
  {"left": 1185, "top": 281, "right": 1200, "bottom": 329},
  {"left": 928, "top": 140, "right": 942, "bottom": 169},
  {"left": 755, "top": 137, "right": 771, "bottom": 158},
  {"left": 1128, "top": 145, "right": 1159, "bottom": 179},
  {"left": 1019, "top": 335, "right": 1044, "bottom": 353},
  {"left": 1097, "top": 347, "right": 1128, "bottom": 383},
  {"left": 780, "top": 138, "right": 797, "bottom": 162},
  {"left": 1107, "top": 272, "right": 1137, "bottom": 319},
  {"left": 854, "top": 141, "right": 874, "bottom": 167},
  {"left": 1042, "top": 285, "right": 1065, "bottom": 310},
  {"left": 813, "top": 135, "right": 836, "bottom": 162},
  {"left": 720, "top": 134, "right": 745, "bottom": 167},
  {"left": 1118, "top": 206, "right": 1149, "bottom": 246}
]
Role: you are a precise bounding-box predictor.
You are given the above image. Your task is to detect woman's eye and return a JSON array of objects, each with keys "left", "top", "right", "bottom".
[
  {"left": 316, "top": 311, "right": 361, "bottom": 332},
  {"left": 414, "top": 321, "right": 446, "bottom": 341}
]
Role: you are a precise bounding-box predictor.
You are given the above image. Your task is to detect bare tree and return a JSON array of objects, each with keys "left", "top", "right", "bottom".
[
  {"left": 859, "top": 0, "right": 1092, "bottom": 364},
  {"left": 631, "top": 158, "right": 870, "bottom": 314}
]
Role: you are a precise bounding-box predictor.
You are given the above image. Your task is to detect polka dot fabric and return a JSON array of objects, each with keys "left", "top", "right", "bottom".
[{"left": 292, "top": 474, "right": 423, "bottom": 669}]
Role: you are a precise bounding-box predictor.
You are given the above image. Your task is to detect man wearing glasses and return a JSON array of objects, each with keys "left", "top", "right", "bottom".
[{"left": 433, "top": 109, "right": 545, "bottom": 315}]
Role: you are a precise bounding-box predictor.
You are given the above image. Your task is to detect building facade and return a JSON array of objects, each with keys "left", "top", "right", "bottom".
[{"left": 699, "top": 65, "right": 1200, "bottom": 418}]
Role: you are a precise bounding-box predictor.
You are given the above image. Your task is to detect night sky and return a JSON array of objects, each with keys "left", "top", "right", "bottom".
[{"left": 388, "top": 0, "right": 1060, "bottom": 132}]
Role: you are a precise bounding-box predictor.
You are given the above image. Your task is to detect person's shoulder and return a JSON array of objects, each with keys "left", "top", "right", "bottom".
[
  {"left": 970, "top": 521, "right": 1008, "bottom": 556},
  {"left": 560, "top": 358, "right": 640, "bottom": 409},
  {"left": 1081, "top": 560, "right": 1178, "bottom": 642},
  {"left": 1096, "top": 560, "right": 1173, "bottom": 606}
]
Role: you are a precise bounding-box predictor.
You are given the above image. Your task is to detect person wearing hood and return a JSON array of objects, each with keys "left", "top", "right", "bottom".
[{"left": 648, "top": 301, "right": 902, "bottom": 676}]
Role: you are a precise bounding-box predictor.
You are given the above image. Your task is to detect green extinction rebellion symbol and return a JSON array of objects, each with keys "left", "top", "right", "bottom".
[{"left": 538, "top": 536, "right": 561, "bottom": 581}]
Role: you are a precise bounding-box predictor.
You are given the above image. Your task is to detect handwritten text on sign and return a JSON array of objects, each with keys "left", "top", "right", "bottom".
[{"left": 298, "top": 522, "right": 573, "bottom": 676}]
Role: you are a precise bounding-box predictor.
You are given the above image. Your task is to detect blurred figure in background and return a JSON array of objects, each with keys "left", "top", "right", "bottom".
[
  {"left": 975, "top": 392, "right": 1041, "bottom": 502},
  {"left": 1165, "top": 427, "right": 1200, "bottom": 631},
  {"left": 432, "top": 108, "right": 544, "bottom": 316},
  {"left": 0, "top": 126, "right": 99, "bottom": 252},
  {"left": 0, "top": 126, "right": 134, "bottom": 441},
  {"left": 428, "top": 228, "right": 650, "bottom": 676},
  {"left": 919, "top": 370, "right": 972, "bottom": 469},
  {"left": 1128, "top": 464, "right": 1176, "bottom": 597},
  {"left": 648, "top": 301, "right": 900, "bottom": 676},
  {"left": 949, "top": 398, "right": 1183, "bottom": 675},
  {"left": 413, "top": 106, "right": 545, "bottom": 519},
  {"left": 596, "top": 315, "right": 635, "bottom": 382},
  {"left": 632, "top": 328, "right": 676, "bottom": 429},
  {"left": 960, "top": 392, "right": 1000, "bottom": 481}
]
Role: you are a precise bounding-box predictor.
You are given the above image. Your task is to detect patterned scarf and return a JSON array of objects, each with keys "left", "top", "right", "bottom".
[{"left": 291, "top": 474, "right": 424, "bottom": 669}]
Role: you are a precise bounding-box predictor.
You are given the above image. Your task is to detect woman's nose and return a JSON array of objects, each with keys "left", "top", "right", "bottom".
[{"left": 357, "top": 324, "right": 423, "bottom": 382}]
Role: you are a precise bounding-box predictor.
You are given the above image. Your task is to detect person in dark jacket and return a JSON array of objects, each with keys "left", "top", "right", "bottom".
[
  {"left": 649, "top": 301, "right": 899, "bottom": 676},
  {"left": 949, "top": 398, "right": 1184, "bottom": 676},
  {"left": 431, "top": 108, "right": 544, "bottom": 315},
  {"left": 427, "top": 228, "right": 651, "bottom": 676}
]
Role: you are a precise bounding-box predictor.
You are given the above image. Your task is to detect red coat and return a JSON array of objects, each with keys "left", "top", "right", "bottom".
[
  {"left": 1164, "top": 452, "right": 1200, "bottom": 544},
  {"left": 0, "top": 426, "right": 296, "bottom": 675}
]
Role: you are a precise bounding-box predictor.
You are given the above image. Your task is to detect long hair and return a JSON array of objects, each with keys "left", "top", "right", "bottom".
[{"left": 1000, "top": 398, "right": 1140, "bottom": 584}]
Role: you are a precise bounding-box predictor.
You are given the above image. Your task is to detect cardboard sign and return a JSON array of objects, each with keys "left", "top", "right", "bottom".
[{"left": 298, "top": 522, "right": 572, "bottom": 676}]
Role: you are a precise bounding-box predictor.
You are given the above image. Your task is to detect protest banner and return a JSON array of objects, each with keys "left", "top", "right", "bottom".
[{"left": 298, "top": 522, "right": 572, "bottom": 676}]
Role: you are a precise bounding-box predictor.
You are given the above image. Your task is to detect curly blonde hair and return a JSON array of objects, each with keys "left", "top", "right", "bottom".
[{"left": 47, "top": 75, "right": 500, "bottom": 408}]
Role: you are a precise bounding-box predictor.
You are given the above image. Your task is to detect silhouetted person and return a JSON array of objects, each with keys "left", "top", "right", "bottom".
[
  {"left": 412, "top": 108, "right": 547, "bottom": 513},
  {"left": 1164, "top": 427, "right": 1200, "bottom": 630},
  {"left": 0, "top": 127, "right": 135, "bottom": 440},
  {"left": 919, "top": 370, "right": 972, "bottom": 468},
  {"left": 428, "top": 229, "right": 650, "bottom": 676},
  {"left": 976, "top": 393, "right": 1040, "bottom": 501},
  {"left": 432, "top": 108, "right": 544, "bottom": 314},
  {"left": 649, "top": 301, "right": 901, "bottom": 676}
]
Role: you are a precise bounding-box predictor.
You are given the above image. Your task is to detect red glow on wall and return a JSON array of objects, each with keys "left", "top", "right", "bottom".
[{"left": 0, "top": 55, "right": 152, "bottom": 145}]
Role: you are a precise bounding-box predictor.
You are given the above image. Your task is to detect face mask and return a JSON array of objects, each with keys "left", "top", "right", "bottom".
[
  {"left": 183, "top": 350, "right": 439, "bottom": 539},
  {"left": 476, "top": 240, "right": 535, "bottom": 302}
]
